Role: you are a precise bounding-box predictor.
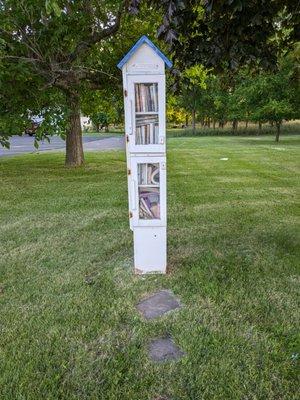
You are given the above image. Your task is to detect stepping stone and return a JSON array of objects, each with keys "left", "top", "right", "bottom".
[
  {"left": 136, "top": 290, "right": 181, "bottom": 320},
  {"left": 148, "top": 338, "right": 185, "bottom": 363}
]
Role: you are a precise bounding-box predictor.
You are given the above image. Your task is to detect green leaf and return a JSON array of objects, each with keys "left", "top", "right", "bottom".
[
  {"left": 51, "top": 1, "right": 62, "bottom": 17},
  {"left": 45, "top": 0, "right": 61, "bottom": 17},
  {"left": 45, "top": 0, "right": 52, "bottom": 15}
]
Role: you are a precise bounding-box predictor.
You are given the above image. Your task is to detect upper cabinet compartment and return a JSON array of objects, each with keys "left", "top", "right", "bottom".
[
  {"left": 117, "top": 36, "right": 172, "bottom": 154},
  {"left": 128, "top": 76, "right": 165, "bottom": 152}
]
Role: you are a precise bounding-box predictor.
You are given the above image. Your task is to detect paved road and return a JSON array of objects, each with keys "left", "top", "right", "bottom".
[{"left": 0, "top": 135, "right": 125, "bottom": 157}]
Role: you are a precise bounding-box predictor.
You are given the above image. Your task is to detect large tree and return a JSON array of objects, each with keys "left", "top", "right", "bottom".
[
  {"left": 246, "top": 59, "right": 298, "bottom": 141},
  {"left": 0, "top": 0, "right": 147, "bottom": 166},
  {"left": 153, "top": 0, "right": 299, "bottom": 73}
]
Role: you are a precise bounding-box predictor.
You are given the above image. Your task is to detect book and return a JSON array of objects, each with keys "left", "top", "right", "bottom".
[
  {"left": 138, "top": 187, "right": 160, "bottom": 219},
  {"left": 138, "top": 164, "right": 159, "bottom": 185},
  {"left": 135, "top": 114, "right": 159, "bottom": 145},
  {"left": 135, "top": 83, "right": 158, "bottom": 112}
]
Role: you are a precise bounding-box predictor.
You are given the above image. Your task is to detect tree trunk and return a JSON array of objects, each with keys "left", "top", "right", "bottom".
[
  {"left": 192, "top": 108, "right": 196, "bottom": 135},
  {"left": 232, "top": 120, "right": 238, "bottom": 134},
  {"left": 185, "top": 114, "right": 189, "bottom": 127},
  {"left": 245, "top": 120, "right": 248, "bottom": 129},
  {"left": 213, "top": 120, "right": 216, "bottom": 129},
  {"left": 275, "top": 122, "right": 281, "bottom": 142},
  {"left": 65, "top": 92, "right": 84, "bottom": 167},
  {"left": 258, "top": 121, "right": 262, "bottom": 135}
]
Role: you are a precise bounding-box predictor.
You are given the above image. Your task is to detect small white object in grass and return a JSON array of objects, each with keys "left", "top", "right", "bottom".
[
  {"left": 220, "top": 157, "right": 229, "bottom": 161},
  {"left": 291, "top": 353, "right": 299, "bottom": 361}
]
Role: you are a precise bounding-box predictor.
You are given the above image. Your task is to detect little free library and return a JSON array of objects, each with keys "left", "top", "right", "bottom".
[{"left": 117, "top": 36, "right": 172, "bottom": 274}]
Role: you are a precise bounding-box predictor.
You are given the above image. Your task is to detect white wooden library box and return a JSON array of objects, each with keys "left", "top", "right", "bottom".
[{"left": 118, "top": 36, "right": 172, "bottom": 274}]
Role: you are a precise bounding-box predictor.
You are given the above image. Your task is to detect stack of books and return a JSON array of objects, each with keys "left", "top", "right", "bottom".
[
  {"left": 139, "top": 187, "right": 160, "bottom": 219},
  {"left": 136, "top": 115, "right": 159, "bottom": 145},
  {"left": 135, "top": 83, "right": 159, "bottom": 145},
  {"left": 138, "top": 163, "right": 159, "bottom": 186},
  {"left": 138, "top": 163, "right": 160, "bottom": 219},
  {"left": 135, "top": 83, "right": 158, "bottom": 112}
]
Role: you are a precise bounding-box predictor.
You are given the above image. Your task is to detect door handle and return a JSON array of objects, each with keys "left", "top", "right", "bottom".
[
  {"left": 129, "top": 100, "right": 134, "bottom": 135},
  {"left": 130, "top": 179, "right": 137, "bottom": 210}
]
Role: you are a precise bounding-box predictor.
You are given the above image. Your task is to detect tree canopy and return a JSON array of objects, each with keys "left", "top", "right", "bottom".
[
  {"left": 153, "top": 0, "right": 299, "bottom": 72},
  {"left": 0, "top": 0, "right": 299, "bottom": 163},
  {"left": 0, "top": 0, "right": 158, "bottom": 165}
]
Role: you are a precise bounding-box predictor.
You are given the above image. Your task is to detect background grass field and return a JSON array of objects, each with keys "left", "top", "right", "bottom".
[
  {"left": 84, "top": 120, "right": 300, "bottom": 138},
  {"left": 0, "top": 136, "right": 299, "bottom": 399}
]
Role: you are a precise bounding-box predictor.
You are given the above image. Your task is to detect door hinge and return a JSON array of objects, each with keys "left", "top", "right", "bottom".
[
  {"left": 126, "top": 135, "right": 129, "bottom": 143},
  {"left": 129, "top": 211, "right": 133, "bottom": 218},
  {"left": 124, "top": 89, "right": 127, "bottom": 97},
  {"left": 127, "top": 168, "right": 131, "bottom": 175}
]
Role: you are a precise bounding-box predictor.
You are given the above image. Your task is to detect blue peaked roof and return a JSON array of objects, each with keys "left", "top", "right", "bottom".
[{"left": 117, "top": 35, "right": 173, "bottom": 70}]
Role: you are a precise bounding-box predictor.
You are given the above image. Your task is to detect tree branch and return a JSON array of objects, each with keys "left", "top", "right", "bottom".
[
  {"left": 68, "top": 0, "right": 129, "bottom": 62},
  {"left": 0, "top": 55, "right": 43, "bottom": 63}
]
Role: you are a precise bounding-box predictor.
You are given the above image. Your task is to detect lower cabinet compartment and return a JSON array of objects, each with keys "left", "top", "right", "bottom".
[{"left": 130, "top": 156, "right": 166, "bottom": 227}]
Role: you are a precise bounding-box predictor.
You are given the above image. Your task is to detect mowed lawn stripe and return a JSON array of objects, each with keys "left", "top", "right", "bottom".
[{"left": 0, "top": 135, "right": 299, "bottom": 399}]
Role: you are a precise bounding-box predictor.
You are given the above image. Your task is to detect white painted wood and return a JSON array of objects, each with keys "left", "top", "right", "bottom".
[
  {"left": 133, "top": 227, "right": 167, "bottom": 274},
  {"left": 126, "top": 43, "right": 165, "bottom": 75},
  {"left": 122, "top": 67, "right": 134, "bottom": 231},
  {"left": 120, "top": 37, "right": 168, "bottom": 273}
]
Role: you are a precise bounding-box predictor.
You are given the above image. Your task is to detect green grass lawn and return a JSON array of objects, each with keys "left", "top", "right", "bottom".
[{"left": 0, "top": 136, "right": 299, "bottom": 399}]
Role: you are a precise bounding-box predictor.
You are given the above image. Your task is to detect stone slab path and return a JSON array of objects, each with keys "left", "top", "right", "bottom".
[
  {"left": 137, "top": 290, "right": 181, "bottom": 320},
  {"left": 135, "top": 289, "right": 185, "bottom": 363},
  {"left": 148, "top": 338, "right": 185, "bottom": 363}
]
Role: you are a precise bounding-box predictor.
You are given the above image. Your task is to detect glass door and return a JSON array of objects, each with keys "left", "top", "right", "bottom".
[
  {"left": 131, "top": 156, "right": 166, "bottom": 227},
  {"left": 128, "top": 76, "right": 165, "bottom": 153},
  {"left": 135, "top": 83, "right": 159, "bottom": 145},
  {"left": 138, "top": 163, "right": 160, "bottom": 220}
]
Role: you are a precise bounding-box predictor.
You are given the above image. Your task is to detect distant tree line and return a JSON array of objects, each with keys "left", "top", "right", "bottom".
[
  {"left": 167, "top": 49, "right": 300, "bottom": 142},
  {"left": 85, "top": 47, "right": 299, "bottom": 142}
]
